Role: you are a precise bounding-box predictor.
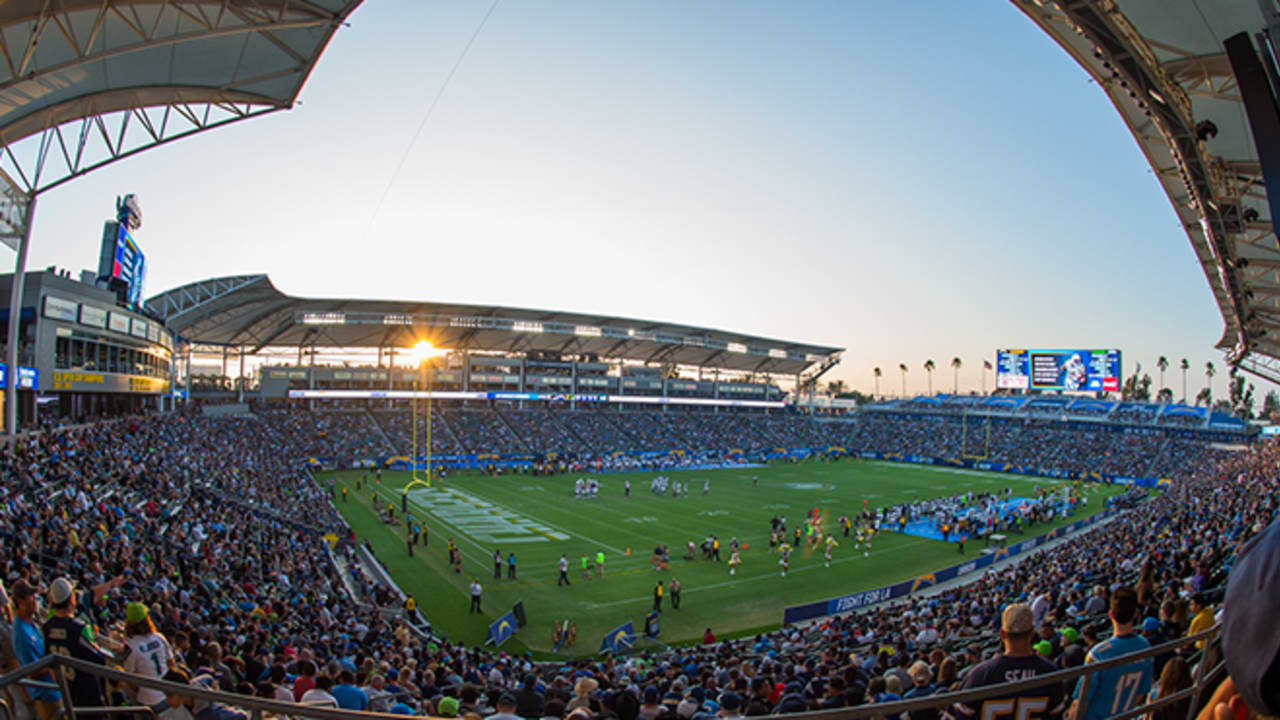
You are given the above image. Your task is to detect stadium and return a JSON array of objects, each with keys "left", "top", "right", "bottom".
[{"left": 0, "top": 3, "right": 1277, "bottom": 720}]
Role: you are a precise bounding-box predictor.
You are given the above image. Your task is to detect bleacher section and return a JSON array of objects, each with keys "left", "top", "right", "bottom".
[
  {"left": 1, "top": 406, "right": 1267, "bottom": 720},
  {"left": 267, "top": 393, "right": 1248, "bottom": 488}
]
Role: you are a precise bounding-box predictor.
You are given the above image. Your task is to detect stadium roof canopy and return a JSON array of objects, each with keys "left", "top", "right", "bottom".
[
  {"left": 1013, "top": 0, "right": 1280, "bottom": 383},
  {"left": 0, "top": 0, "right": 361, "bottom": 243},
  {"left": 146, "top": 275, "right": 844, "bottom": 376}
]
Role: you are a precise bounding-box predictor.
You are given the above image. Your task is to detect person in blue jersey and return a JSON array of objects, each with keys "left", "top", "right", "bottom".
[
  {"left": 10, "top": 580, "right": 61, "bottom": 720},
  {"left": 951, "top": 603, "right": 1065, "bottom": 720},
  {"left": 1070, "top": 586, "right": 1152, "bottom": 720}
]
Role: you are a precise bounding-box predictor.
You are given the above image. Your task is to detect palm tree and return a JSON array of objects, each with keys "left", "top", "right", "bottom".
[
  {"left": 951, "top": 357, "right": 962, "bottom": 394},
  {"left": 1205, "top": 361, "right": 1216, "bottom": 401},
  {"left": 898, "top": 363, "right": 908, "bottom": 397},
  {"left": 1157, "top": 356, "right": 1168, "bottom": 395},
  {"left": 1180, "top": 358, "right": 1189, "bottom": 402},
  {"left": 873, "top": 367, "right": 882, "bottom": 399},
  {"left": 923, "top": 359, "right": 936, "bottom": 395},
  {"left": 827, "top": 379, "right": 847, "bottom": 397}
]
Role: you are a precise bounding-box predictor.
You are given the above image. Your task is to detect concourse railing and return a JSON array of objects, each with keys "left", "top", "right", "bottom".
[{"left": 0, "top": 625, "right": 1223, "bottom": 720}]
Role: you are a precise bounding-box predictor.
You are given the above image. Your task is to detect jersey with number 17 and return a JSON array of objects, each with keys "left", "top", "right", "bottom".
[{"left": 1073, "top": 633, "right": 1153, "bottom": 720}]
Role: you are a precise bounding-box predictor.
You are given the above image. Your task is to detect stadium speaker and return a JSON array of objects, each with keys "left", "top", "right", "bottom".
[{"left": 512, "top": 601, "right": 527, "bottom": 628}]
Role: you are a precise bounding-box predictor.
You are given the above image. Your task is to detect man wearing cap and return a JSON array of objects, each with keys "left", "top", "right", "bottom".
[
  {"left": 10, "top": 579, "right": 61, "bottom": 719},
  {"left": 437, "top": 696, "right": 460, "bottom": 718},
  {"left": 44, "top": 577, "right": 109, "bottom": 709},
  {"left": 902, "top": 661, "right": 937, "bottom": 720},
  {"left": 1070, "top": 586, "right": 1152, "bottom": 720},
  {"left": 514, "top": 673, "right": 545, "bottom": 718},
  {"left": 122, "top": 601, "right": 175, "bottom": 709},
  {"left": 951, "top": 603, "right": 1064, "bottom": 720},
  {"left": 485, "top": 693, "right": 522, "bottom": 720},
  {"left": 716, "top": 692, "right": 743, "bottom": 719},
  {"left": 1214, "top": 515, "right": 1280, "bottom": 718}
]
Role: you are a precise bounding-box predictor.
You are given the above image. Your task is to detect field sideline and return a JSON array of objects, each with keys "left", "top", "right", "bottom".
[{"left": 327, "top": 459, "right": 1126, "bottom": 656}]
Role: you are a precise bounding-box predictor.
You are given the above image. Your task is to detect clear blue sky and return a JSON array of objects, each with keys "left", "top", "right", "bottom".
[{"left": 14, "top": 1, "right": 1246, "bottom": 398}]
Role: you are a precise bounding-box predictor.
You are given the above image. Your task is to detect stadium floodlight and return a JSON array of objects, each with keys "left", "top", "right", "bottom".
[{"left": 409, "top": 341, "right": 447, "bottom": 486}]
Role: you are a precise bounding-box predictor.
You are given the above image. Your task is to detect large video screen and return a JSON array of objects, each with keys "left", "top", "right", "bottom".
[
  {"left": 995, "top": 349, "right": 1121, "bottom": 392},
  {"left": 97, "top": 222, "right": 146, "bottom": 308}
]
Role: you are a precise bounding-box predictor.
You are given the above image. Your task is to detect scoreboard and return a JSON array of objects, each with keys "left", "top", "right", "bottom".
[{"left": 996, "top": 349, "right": 1121, "bottom": 392}]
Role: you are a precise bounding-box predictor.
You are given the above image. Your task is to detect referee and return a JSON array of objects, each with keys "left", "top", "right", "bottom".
[{"left": 469, "top": 578, "right": 483, "bottom": 614}]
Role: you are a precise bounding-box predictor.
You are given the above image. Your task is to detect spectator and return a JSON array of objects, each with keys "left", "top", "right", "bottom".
[
  {"left": 1218, "top": 515, "right": 1280, "bottom": 718},
  {"left": 43, "top": 577, "right": 109, "bottom": 709},
  {"left": 514, "top": 673, "right": 545, "bottom": 718},
  {"left": 1186, "top": 593, "right": 1214, "bottom": 649},
  {"left": 331, "top": 669, "right": 369, "bottom": 711},
  {"left": 10, "top": 580, "right": 61, "bottom": 719},
  {"left": 122, "top": 602, "right": 176, "bottom": 710},
  {"left": 158, "top": 667, "right": 249, "bottom": 720},
  {"left": 486, "top": 693, "right": 521, "bottom": 720},
  {"left": 902, "top": 661, "right": 937, "bottom": 720},
  {"left": 951, "top": 604, "right": 1064, "bottom": 720},
  {"left": 299, "top": 675, "right": 338, "bottom": 708},
  {"left": 1071, "top": 587, "right": 1152, "bottom": 720}
]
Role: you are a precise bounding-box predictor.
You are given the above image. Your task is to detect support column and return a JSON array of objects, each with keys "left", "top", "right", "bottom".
[
  {"left": 237, "top": 346, "right": 245, "bottom": 403},
  {"left": 387, "top": 347, "right": 394, "bottom": 409},
  {"left": 5, "top": 194, "right": 36, "bottom": 443},
  {"left": 308, "top": 346, "right": 315, "bottom": 411},
  {"left": 662, "top": 369, "right": 668, "bottom": 414},
  {"left": 570, "top": 360, "right": 577, "bottom": 410}
]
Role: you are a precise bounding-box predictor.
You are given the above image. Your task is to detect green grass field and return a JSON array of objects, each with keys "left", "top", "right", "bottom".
[{"left": 327, "top": 460, "right": 1125, "bottom": 657}]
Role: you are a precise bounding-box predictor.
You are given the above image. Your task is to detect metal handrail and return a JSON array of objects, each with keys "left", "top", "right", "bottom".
[
  {"left": 0, "top": 624, "right": 1223, "bottom": 720},
  {"left": 760, "top": 625, "right": 1223, "bottom": 720}
]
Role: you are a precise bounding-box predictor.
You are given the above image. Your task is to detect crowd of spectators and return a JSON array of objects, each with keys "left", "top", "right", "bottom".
[
  {"left": 373, "top": 409, "right": 468, "bottom": 456},
  {"left": 851, "top": 413, "right": 1230, "bottom": 480},
  {"left": 260, "top": 409, "right": 396, "bottom": 462},
  {"left": 0, "top": 406, "right": 1275, "bottom": 720},
  {"left": 444, "top": 410, "right": 527, "bottom": 455},
  {"left": 499, "top": 411, "right": 581, "bottom": 455},
  {"left": 247, "top": 405, "right": 1240, "bottom": 486}
]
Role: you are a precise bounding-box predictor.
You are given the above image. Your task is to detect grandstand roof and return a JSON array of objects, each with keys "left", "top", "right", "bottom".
[
  {"left": 1013, "top": 1, "right": 1280, "bottom": 381},
  {"left": 146, "top": 275, "right": 843, "bottom": 375},
  {"left": 0, "top": 0, "right": 362, "bottom": 242}
]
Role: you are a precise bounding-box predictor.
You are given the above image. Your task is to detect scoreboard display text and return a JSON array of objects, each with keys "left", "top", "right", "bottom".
[{"left": 995, "top": 349, "right": 1121, "bottom": 392}]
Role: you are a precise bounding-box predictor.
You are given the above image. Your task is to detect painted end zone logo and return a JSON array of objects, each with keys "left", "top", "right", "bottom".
[{"left": 409, "top": 487, "right": 569, "bottom": 543}]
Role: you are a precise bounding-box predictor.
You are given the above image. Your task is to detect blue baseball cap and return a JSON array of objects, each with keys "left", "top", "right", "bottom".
[{"left": 1141, "top": 617, "right": 1160, "bottom": 633}]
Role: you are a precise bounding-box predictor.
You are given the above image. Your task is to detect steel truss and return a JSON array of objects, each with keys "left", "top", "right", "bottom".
[{"left": 1014, "top": 0, "right": 1280, "bottom": 373}]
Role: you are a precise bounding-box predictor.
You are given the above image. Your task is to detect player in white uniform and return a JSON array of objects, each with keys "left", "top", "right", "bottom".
[
  {"left": 1061, "top": 354, "right": 1088, "bottom": 390},
  {"left": 728, "top": 549, "right": 741, "bottom": 575},
  {"left": 824, "top": 536, "right": 838, "bottom": 567}
]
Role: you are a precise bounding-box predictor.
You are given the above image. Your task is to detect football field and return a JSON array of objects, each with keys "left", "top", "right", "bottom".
[{"left": 327, "top": 459, "right": 1126, "bottom": 656}]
